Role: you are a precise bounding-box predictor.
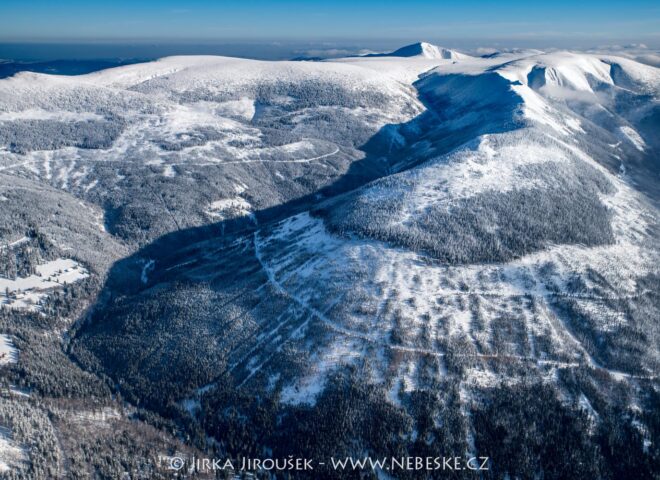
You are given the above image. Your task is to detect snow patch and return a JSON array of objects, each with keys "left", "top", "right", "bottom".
[
  {"left": 205, "top": 197, "right": 252, "bottom": 220},
  {"left": 162, "top": 164, "right": 176, "bottom": 177},
  {"left": 620, "top": 126, "right": 646, "bottom": 151},
  {"left": 0, "top": 335, "right": 18, "bottom": 365},
  {"left": 0, "top": 109, "right": 102, "bottom": 122},
  {"left": 140, "top": 259, "right": 155, "bottom": 284},
  {"left": 0, "top": 426, "right": 26, "bottom": 473},
  {"left": 71, "top": 407, "right": 121, "bottom": 427}
]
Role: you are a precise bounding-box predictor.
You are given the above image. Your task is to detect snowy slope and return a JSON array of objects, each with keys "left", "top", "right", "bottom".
[
  {"left": 74, "top": 48, "right": 659, "bottom": 418},
  {"left": 0, "top": 54, "right": 426, "bottom": 244}
]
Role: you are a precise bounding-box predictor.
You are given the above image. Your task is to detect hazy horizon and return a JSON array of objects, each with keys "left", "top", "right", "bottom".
[
  {"left": 1, "top": 38, "right": 658, "bottom": 63},
  {"left": 1, "top": 0, "right": 658, "bottom": 61}
]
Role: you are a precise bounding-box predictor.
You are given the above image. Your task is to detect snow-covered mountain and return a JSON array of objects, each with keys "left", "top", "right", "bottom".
[
  {"left": 365, "top": 41, "right": 470, "bottom": 60},
  {"left": 0, "top": 55, "right": 426, "bottom": 246},
  {"left": 0, "top": 44, "right": 658, "bottom": 478}
]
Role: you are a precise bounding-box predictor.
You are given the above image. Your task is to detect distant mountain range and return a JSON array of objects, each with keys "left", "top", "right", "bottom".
[{"left": 0, "top": 58, "right": 145, "bottom": 79}]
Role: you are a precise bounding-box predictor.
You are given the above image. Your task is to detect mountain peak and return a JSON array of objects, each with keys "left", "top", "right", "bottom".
[{"left": 365, "top": 42, "right": 469, "bottom": 60}]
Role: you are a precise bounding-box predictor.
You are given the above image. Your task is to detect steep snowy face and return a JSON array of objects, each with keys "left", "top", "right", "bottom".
[
  {"left": 488, "top": 52, "right": 660, "bottom": 194},
  {"left": 325, "top": 52, "right": 659, "bottom": 259},
  {"left": 498, "top": 52, "right": 615, "bottom": 92}
]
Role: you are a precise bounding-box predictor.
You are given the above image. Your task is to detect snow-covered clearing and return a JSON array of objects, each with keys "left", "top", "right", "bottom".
[
  {"left": 205, "top": 197, "right": 252, "bottom": 220},
  {"left": 0, "top": 259, "right": 88, "bottom": 311},
  {"left": 69, "top": 407, "right": 121, "bottom": 427}
]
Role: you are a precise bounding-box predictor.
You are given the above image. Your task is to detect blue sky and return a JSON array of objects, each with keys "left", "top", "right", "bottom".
[{"left": 0, "top": 0, "right": 658, "bottom": 46}]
